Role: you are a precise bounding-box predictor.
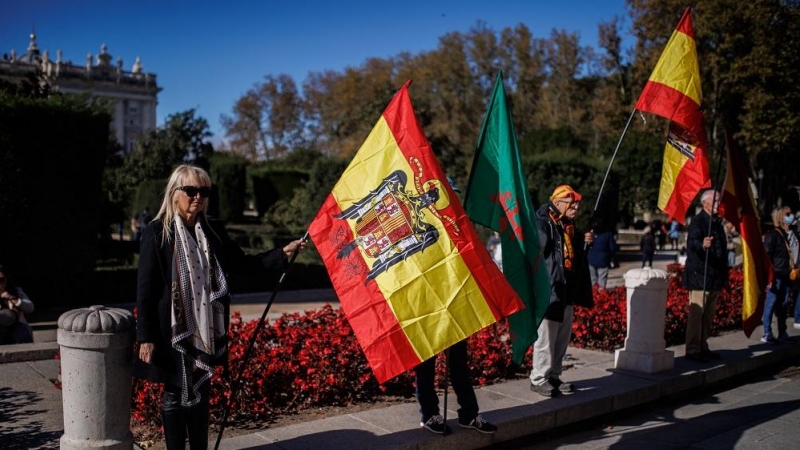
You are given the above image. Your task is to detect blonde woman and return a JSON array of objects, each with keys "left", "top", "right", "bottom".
[
  {"left": 135, "top": 165, "right": 305, "bottom": 449},
  {"left": 762, "top": 206, "right": 798, "bottom": 343}
]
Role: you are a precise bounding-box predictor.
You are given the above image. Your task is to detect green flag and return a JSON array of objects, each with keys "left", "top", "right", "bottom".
[{"left": 464, "top": 71, "right": 551, "bottom": 365}]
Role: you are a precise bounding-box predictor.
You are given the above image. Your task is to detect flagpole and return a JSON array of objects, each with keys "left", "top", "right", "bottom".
[
  {"left": 592, "top": 109, "right": 637, "bottom": 215},
  {"left": 214, "top": 231, "right": 309, "bottom": 450},
  {"left": 699, "top": 137, "right": 726, "bottom": 355},
  {"left": 442, "top": 348, "right": 451, "bottom": 436}
]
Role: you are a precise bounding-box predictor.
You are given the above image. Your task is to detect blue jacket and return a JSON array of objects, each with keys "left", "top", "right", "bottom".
[{"left": 587, "top": 230, "right": 618, "bottom": 268}]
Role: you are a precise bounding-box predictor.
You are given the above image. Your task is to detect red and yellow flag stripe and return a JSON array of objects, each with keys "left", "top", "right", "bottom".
[
  {"left": 309, "top": 81, "right": 522, "bottom": 383},
  {"left": 635, "top": 7, "right": 705, "bottom": 142},
  {"left": 720, "top": 133, "right": 771, "bottom": 337},
  {"left": 636, "top": 6, "right": 710, "bottom": 223}
]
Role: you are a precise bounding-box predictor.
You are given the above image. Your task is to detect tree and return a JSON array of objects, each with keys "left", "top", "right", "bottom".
[
  {"left": 116, "top": 109, "right": 214, "bottom": 194},
  {"left": 627, "top": 0, "right": 800, "bottom": 169},
  {"left": 221, "top": 74, "right": 305, "bottom": 161}
]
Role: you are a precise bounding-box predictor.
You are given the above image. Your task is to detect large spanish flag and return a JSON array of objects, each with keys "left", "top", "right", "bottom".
[
  {"left": 719, "top": 132, "right": 771, "bottom": 337},
  {"left": 635, "top": 6, "right": 710, "bottom": 223},
  {"left": 308, "top": 81, "right": 523, "bottom": 383}
]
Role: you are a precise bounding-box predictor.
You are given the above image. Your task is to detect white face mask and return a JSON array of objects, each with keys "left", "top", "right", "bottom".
[{"left": 786, "top": 214, "right": 796, "bottom": 226}]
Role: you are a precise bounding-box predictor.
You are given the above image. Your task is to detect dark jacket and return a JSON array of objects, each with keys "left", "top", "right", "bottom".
[
  {"left": 134, "top": 214, "right": 286, "bottom": 384},
  {"left": 683, "top": 210, "right": 728, "bottom": 291},
  {"left": 588, "top": 230, "right": 618, "bottom": 268},
  {"left": 640, "top": 233, "right": 656, "bottom": 254},
  {"left": 764, "top": 227, "right": 798, "bottom": 278},
  {"left": 535, "top": 203, "right": 593, "bottom": 322}
]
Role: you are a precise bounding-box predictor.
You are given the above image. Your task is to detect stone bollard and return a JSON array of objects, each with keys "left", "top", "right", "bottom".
[
  {"left": 614, "top": 268, "right": 674, "bottom": 373},
  {"left": 58, "top": 306, "right": 135, "bottom": 450}
]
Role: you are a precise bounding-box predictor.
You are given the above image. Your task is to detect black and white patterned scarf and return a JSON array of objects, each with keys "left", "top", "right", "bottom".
[{"left": 170, "top": 215, "right": 228, "bottom": 407}]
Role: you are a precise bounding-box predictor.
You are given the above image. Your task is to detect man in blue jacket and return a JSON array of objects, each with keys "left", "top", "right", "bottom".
[{"left": 587, "top": 218, "right": 618, "bottom": 290}]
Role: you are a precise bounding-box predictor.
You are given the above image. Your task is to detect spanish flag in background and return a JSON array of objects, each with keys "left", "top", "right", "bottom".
[
  {"left": 308, "top": 81, "right": 523, "bottom": 383},
  {"left": 635, "top": 6, "right": 710, "bottom": 223},
  {"left": 719, "top": 132, "right": 771, "bottom": 337}
]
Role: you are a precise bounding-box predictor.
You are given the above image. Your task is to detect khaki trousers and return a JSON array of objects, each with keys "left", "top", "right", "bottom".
[
  {"left": 530, "top": 305, "right": 574, "bottom": 385},
  {"left": 686, "top": 290, "right": 719, "bottom": 355}
]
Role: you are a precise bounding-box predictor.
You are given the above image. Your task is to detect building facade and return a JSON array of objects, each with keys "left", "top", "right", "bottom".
[{"left": 1, "top": 33, "right": 161, "bottom": 152}]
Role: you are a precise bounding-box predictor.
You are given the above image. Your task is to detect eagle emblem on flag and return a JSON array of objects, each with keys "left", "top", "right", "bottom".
[{"left": 335, "top": 169, "right": 450, "bottom": 282}]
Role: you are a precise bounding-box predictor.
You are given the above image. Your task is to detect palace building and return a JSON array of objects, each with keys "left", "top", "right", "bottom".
[{"left": 1, "top": 32, "right": 161, "bottom": 152}]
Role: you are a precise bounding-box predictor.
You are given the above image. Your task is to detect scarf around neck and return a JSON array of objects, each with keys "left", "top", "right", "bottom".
[
  {"left": 548, "top": 203, "right": 576, "bottom": 271},
  {"left": 170, "top": 215, "right": 229, "bottom": 407}
]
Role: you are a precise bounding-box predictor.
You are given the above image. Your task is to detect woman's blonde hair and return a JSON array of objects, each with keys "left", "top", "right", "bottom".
[
  {"left": 155, "top": 165, "right": 212, "bottom": 242},
  {"left": 771, "top": 206, "right": 790, "bottom": 228}
]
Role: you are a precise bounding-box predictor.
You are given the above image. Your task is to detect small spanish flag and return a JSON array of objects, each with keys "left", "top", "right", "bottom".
[
  {"left": 635, "top": 6, "right": 710, "bottom": 223},
  {"left": 308, "top": 81, "right": 523, "bottom": 383}
]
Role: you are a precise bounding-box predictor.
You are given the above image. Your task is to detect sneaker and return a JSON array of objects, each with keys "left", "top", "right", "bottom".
[
  {"left": 761, "top": 335, "right": 779, "bottom": 344},
  {"left": 794, "top": 323, "right": 800, "bottom": 330},
  {"left": 778, "top": 333, "right": 793, "bottom": 343},
  {"left": 549, "top": 377, "right": 575, "bottom": 394},
  {"left": 459, "top": 415, "right": 498, "bottom": 434},
  {"left": 530, "top": 380, "right": 559, "bottom": 397},
  {"left": 420, "top": 415, "right": 451, "bottom": 434}
]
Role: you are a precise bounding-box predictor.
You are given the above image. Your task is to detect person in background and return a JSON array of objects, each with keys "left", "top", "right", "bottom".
[
  {"left": 656, "top": 221, "right": 667, "bottom": 251},
  {"left": 723, "top": 220, "right": 740, "bottom": 267},
  {"left": 135, "top": 165, "right": 306, "bottom": 449},
  {"left": 587, "top": 218, "right": 618, "bottom": 290},
  {"left": 762, "top": 206, "right": 799, "bottom": 341},
  {"left": 640, "top": 226, "right": 656, "bottom": 269},
  {"left": 486, "top": 231, "right": 503, "bottom": 271},
  {"left": 669, "top": 219, "right": 681, "bottom": 250},
  {"left": 414, "top": 177, "right": 497, "bottom": 435},
  {"left": 683, "top": 189, "right": 728, "bottom": 362},
  {"left": 529, "top": 184, "right": 593, "bottom": 397},
  {"left": 0, "top": 265, "right": 35, "bottom": 345}
]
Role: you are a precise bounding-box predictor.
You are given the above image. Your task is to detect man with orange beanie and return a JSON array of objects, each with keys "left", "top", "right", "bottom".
[{"left": 530, "top": 185, "right": 594, "bottom": 397}]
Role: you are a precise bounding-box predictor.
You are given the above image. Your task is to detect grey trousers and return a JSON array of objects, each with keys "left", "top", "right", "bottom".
[{"left": 530, "top": 305, "right": 574, "bottom": 385}]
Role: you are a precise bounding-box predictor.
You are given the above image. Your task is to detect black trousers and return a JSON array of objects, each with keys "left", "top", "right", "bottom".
[
  {"left": 414, "top": 339, "right": 479, "bottom": 423},
  {"left": 162, "top": 382, "right": 210, "bottom": 450}
]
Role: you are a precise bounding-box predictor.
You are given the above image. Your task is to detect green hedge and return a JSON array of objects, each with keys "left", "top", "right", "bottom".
[
  {"left": 0, "top": 93, "right": 111, "bottom": 308},
  {"left": 131, "top": 179, "right": 165, "bottom": 221},
  {"left": 249, "top": 168, "right": 309, "bottom": 216},
  {"left": 210, "top": 153, "right": 249, "bottom": 222}
]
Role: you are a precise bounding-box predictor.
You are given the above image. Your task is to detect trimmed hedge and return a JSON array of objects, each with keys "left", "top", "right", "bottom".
[
  {"left": 0, "top": 93, "right": 111, "bottom": 308},
  {"left": 249, "top": 168, "right": 309, "bottom": 217}
]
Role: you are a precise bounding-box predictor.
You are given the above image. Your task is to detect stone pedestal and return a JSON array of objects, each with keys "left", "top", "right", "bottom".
[
  {"left": 614, "top": 268, "right": 674, "bottom": 373},
  {"left": 58, "top": 306, "right": 134, "bottom": 450}
]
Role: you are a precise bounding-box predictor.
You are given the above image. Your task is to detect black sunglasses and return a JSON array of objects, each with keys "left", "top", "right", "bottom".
[{"left": 177, "top": 186, "right": 212, "bottom": 198}]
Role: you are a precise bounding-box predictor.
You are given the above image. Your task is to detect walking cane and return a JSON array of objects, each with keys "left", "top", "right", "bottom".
[{"left": 213, "top": 231, "right": 309, "bottom": 450}]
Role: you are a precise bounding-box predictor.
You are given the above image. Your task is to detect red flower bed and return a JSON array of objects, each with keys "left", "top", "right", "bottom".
[{"left": 131, "top": 266, "right": 746, "bottom": 438}]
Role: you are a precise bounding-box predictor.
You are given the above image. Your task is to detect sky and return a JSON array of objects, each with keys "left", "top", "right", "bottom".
[{"left": 2, "top": 1, "right": 632, "bottom": 139}]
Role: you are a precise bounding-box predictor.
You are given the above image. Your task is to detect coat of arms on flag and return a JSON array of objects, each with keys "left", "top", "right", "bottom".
[
  {"left": 335, "top": 170, "right": 456, "bottom": 282},
  {"left": 308, "top": 80, "right": 523, "bottom": 383}
]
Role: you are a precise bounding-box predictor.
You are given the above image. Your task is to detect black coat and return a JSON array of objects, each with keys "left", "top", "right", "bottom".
[
  {"left": 535, "top": 203, "right": 593, "bottom": 322},
  {"left": 683, "top": 210, "right": 728, "bottom": 291},
  {"left": 134, "top": 214, "right": 286, "bottom": 384},
  {"left": 764, "top": 227, "right": 798, "bottom": 278}
]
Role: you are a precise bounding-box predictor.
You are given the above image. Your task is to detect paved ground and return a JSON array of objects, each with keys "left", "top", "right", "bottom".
[
  {"left": 8, "top": 243, "right": 795, "bottom": 450},
  {"left": 494, "top": 360, "right": 800, "bottom": 449}
]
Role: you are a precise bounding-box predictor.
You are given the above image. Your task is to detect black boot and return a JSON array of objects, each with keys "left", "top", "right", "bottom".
[{"left": 162, "top": 387, "right": 187, "bottom": 450}]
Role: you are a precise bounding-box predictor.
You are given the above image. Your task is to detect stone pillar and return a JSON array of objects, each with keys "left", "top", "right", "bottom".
[
  {"left": 58, "top": 306, "right": 134, "bottom": 450},
  {"left": 614, "top": 268, "right": 674, "bottom": 373}
]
